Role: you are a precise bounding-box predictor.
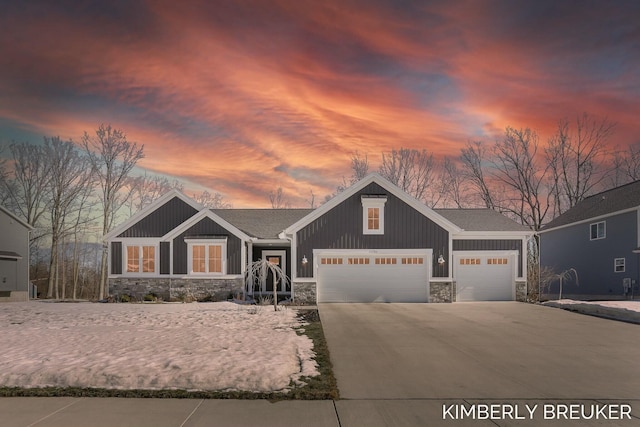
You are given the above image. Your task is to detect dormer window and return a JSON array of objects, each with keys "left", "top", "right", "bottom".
[{"left": 362, "top": 196, "right": 387, "bottom": 235}]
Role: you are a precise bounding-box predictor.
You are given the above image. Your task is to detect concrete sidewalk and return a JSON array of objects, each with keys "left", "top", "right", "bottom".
[{"left": 2, "top": 397, "right": 640, "bottom": 427}]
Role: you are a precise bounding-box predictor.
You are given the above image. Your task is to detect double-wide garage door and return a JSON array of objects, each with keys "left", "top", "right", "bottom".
[
  {"left": 316, "top": 251, "right": 430, "bottom": 303},
  {"left": 455, "top": 252, "right": 515, "bottom": 301}
]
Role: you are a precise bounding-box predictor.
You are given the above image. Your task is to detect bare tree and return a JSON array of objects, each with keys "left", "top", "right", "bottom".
[
  {"left": 82, "top": 124, "right": 144, "bottom": 300},
  {"left": 490, "top": 127, "right": 552, "bottom": 230},
  {"left": 269, "top": 187, "right": 291, "bottom": 209},
  {"left": 611, "top": 143, "right": 640, "bottom": 186},
  {"left": 459, "top": 141, "right": 496, "bottom": 209},
  {"left": 306, "top": 189, "right": 317, "bottom": 209},
  {"left": 441, "top": 157, "right": 466, "bottom": 208},
  {"left": 126, "top": 173, "right": 184, "bottom": 214},
  {"left": 193, "top": 190, "right": 232, "bottom": 209},
  {"left": 545, "top": 114, "right": 616, "bottom": 215},
  {"left": 44, "top": 137, "right": 93, "bottom": 298},
  {"left": 379, "top": 148, "right": 438, "bottom": 203},
  {"left": 0, "top": 142, "right": 50, "bottom": 231}
]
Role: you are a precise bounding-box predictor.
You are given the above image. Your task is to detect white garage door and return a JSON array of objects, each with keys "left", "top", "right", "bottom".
[
  {"left": 454, "top": 252, "right": 515, "bottom": 301},
  {"left": 316, "top": 251, "right": 430, "bottom": 303}
]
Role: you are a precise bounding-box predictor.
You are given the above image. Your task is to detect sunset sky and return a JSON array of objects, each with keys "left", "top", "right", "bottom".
[{"left": 1, "top": 0, "right": 639, "bottom": 207}]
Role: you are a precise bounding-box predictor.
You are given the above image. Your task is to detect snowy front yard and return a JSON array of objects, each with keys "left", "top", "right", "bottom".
[
  {"left": 0, "top": 302, "right": 319, "bottom": 393},
  {"left": 543, "top": 299, "right": 640, "bottom": 323}
]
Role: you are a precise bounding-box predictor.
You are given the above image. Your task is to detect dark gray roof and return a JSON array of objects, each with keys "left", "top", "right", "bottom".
[
  {"left": 434, "top": 209, "right": 531, "bottom": 232},
  {"left": 212, "top": 209, "right": 314, "bottom": 239},
  {"left": 542, "top": 180, "right": 640, "bottom": 230}
]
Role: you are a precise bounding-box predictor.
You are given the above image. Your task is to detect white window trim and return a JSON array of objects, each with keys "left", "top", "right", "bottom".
[
  {"left": 185, "top": 238, "right": 227, "bottom": 276},
  {"left": 590, "top": 221, "right": 606, "bottom": 240},
  {"left": 361, "top": 196, "right": 387, "bottom": 235},
  {"left": 122, "top": 241, "right": 159, "bottom": 276},
  {"left": 614, "top": 258, "right": 625, "bottom": 273}
]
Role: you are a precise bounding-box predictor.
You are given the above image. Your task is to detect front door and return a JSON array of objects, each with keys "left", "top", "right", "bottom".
[
  {"left": 265, "top": 255, "right": 281, "bottom": 292},
  {"left": 261, "top": 250, "right": 287, "bottom": 293}
]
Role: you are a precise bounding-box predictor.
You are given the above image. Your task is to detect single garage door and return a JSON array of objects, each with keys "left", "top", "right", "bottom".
[
  {"left": 454, "top": 252, "right": 515, "bottom": 301},
  {"left": 316, "top": 251, "right": 430, "bottom": 303}
]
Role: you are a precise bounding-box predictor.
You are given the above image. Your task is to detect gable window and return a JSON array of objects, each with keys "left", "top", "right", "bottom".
[
  {"left": 590, "top": 221, "right": 606, "bottom": 240},
  {"left": 125, "top": 244, "right": 156, "bottom": 274},
  {"left": 614, "top": 258, "right": 625, "bottom": 273},
  {"left": 361, "top": 196, "right": 387, "bottom": 235},
  {"left": 186, "top": 238, "right": 226, "bottom": 275}
]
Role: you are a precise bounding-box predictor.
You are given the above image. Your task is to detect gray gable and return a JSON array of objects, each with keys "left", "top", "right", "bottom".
[
  {"left": 434, "top": 209, "right": 530, "bottom": 232},
  {"left": 212, "top": 209, "right": 313, "bottom": 239},
  {"left": 542, "top": 180, "right": 640, "bottom": 230}
]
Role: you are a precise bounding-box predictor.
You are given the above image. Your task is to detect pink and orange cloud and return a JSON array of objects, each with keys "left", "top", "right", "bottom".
[{"left": 1, "top": 0, "right": 638, "bottom": 207}]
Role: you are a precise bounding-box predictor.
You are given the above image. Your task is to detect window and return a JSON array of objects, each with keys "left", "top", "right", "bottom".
[
  {"left": 487, "top": 258, "right": 508, "bottom": 265},
  {"left": 361, "top": 196, "right": 387, "bottom": 235},
  {"left": 348, "top": 257, "right": 370, "bottom": 265},
  {"left": 186, "top": 239, "right": 226, "bottom": 275},
  {"left": 191, "top": 244, "right": 222, "bottom": 274},
  {"left": 321, "top": 257, "right": 343, "bottom": 265},
  {"left": 590, "top": 221, "right": 606, "bottom": 240},
  {"left": 126, "top": 245, "right": 156, "bottom": 274},
  {"left": 614, "top": 258, "right": 625, "bottom": 273},
  {"left": 402, "top": 257, "right": 424, "bottom": 265},
  {"left": 375, "top": 257, "right": 397, "bottom": 265},
  {"left": 459, "top": 258, "right": 481, "bottom": 265}
]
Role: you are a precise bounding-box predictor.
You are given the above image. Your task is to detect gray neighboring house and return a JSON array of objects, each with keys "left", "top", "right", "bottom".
[
  {"left": 0, "top": 205, "right": 33, "bottom": 302},
  {"left": 539, "top": 180, "right": 640, "bottom": 300},
  {"left": 106, "top": 173, "right": 533, "bottom": 303}
]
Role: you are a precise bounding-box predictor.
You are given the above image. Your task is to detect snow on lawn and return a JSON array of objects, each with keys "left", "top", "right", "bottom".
[
  {"left": 543, "top": 299, "right": 640, "bottom": 323},
  {"left": 0, "top": 301, "right": 319, "bottom": 392}
]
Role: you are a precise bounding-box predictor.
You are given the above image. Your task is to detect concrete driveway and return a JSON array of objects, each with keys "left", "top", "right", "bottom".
[{"left": 319, "top": 302, "right": 640, "bottom": 400}]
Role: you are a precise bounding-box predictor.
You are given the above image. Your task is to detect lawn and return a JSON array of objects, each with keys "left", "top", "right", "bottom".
[{"left": 0, "top": 301, "right": 338, "bottom": 399}]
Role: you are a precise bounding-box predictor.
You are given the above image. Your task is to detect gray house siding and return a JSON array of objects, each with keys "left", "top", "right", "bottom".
[
  {"left": 0, "top": 207, "right": 31, "bottom": 301},
  {"left": 540, "top": 210, "right": 639, "bottom": 298},
  {"left": 160, "top": 242, "right": 171, "bottom": 275},
  {"left": 172, "top": 217, "right": 243, "bottom": 275},
  {"left": 110, "top": 242, "right": 123, "bottom": 275},
  {"left": 296, "top": 182, "right": 449, "bottom": 278},
  {"left": 453, "top": 239, "right": 523, "bottom": 276},
  {"left": 118, "top": 197, "right": 198, "bottom": 238}
]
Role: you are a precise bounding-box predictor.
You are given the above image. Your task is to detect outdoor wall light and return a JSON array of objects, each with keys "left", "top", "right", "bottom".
[
  {"left": 302, "top": 255, "right": 308, "bottom": 265},
  {"left": 437, "top": 254, "right": 445, "bottom": 265}
]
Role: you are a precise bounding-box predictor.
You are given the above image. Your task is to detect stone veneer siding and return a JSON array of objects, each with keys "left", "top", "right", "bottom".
[
  {"left": 430, "top": 282, "right": 453, "bottom": 303},
  {"left": 516, "top": 281, "right": 527, "bottom": 302},
  {"left": 109, "top": 278, "right": 243, "bottom": 302}
]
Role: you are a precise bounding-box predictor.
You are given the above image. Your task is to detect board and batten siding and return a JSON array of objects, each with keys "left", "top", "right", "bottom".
[
  {"left": 118, "top": 197, "right": 199, "bottom": 238},
  {"left": 172, "top": 217, "right": 243, "bottom": 275},
  {"left": 453, "top": 239, "right": 523, "bottom": 276},
  {"left": 296, "top": 182, "right": 449, "bottom": 278},
  {"left": 110, "top": 241, "right": 123, "bottom": 275}
]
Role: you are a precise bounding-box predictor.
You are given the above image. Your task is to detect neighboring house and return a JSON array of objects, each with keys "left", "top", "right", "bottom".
[
  {"left": 106, "top": 173, "right": 533, "bottom": 303},
  {"left": 0, "top": 205, "right": 33, "bottom": 302},
  {"left": 539, "top": 180, "right": 640, "bottom": 300}
]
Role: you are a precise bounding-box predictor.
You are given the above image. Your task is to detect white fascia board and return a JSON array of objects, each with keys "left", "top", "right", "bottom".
[
  {"left": 250, "top": 239, "right": 290, "bottom": 245},
  {"left": 104, "top": 190, "right": 203, "bottom": 240},
  {"left": 0, "top": 205, "right": 35, "bottom": 230},
  {"left": 538, "top": 206, "right": 640, "bottom": 234},
  {"left": 283, "top": 173, "right": 461, "bottom": 235},
  {"left": 452, "top": 231, "right": 534, "bottom": 239},
  {"left": 162, "top": 209, "right": 251, "bottom": 242}
]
